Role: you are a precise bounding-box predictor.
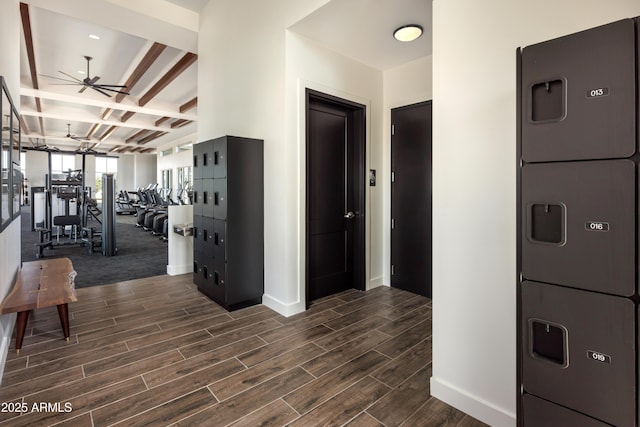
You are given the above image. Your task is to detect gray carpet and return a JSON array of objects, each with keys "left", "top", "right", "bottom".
[{"left": 20, "top": 206, "right": 168, "bottom": 288}]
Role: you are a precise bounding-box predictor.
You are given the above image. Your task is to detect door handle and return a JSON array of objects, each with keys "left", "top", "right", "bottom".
[{"left": 344, "top": 212, "right": 355, "bottom": 219}]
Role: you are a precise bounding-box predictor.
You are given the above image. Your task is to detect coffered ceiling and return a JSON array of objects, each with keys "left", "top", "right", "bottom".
[
  {"left": 17, "top": 0, "right": 431, "bottom": 155},
  {"left": 19, "top": 0, "right": 200, "bottom": 155}
]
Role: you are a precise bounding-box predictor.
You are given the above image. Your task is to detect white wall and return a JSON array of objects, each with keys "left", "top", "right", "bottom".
[
  {"left": 281, "top": 32, "right": 384, "bottom": 314},
  {"left": 0, "top": 0, "right": 22, "bottom": 383},
  {"left": 382, "top": 56, "right": 432, "bottom": 284},
  {"left": 117, "top": 155, "right": 135, "bottom": 192},
  {"left": 431, "top": 1, "right": 640, "bottom": 425},
  {"left": 24, "top": 150, "right": 48, "bottom": 188},
  {"left": 198, "top": 0, "right": 329, "bottom": 316},
  {"left": 134, "top": 154, "right": 157, "bottom": 189}
]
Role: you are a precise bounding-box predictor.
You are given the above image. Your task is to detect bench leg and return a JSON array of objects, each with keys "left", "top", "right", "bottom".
[
  {"left": 15, "top": 311, "right": 30, "bottom": 353},
  {"left": 57, "top": 304, "right": 70, "bottom": 342}
]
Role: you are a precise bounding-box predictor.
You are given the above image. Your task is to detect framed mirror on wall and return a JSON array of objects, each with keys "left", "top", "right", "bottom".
[
  {"left": 0, "top": 78, "right": 11, "bottom": 231},
  {"left": 11, "top": 106, "right": 21, "bottom": 219},
  {"left": 0, "top": 76, "right": 20, "bottom": 231}
]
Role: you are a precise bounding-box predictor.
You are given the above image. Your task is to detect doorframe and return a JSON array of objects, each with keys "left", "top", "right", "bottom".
[{"left": 297, "top": 81, "right": 371, "bottom": 309}]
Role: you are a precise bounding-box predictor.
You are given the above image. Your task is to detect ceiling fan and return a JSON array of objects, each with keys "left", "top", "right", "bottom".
[
  {"left": 42, "top": 56, "right": 130, "bottom": 98},
  {"left": 31, "top": 138, "right": 59, "bottom": 152},
  {"left": 66, "top": 123, "right": 89, "bottom": 142}
]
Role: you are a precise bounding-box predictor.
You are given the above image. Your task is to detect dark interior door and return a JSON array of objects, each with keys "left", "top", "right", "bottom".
[
  {"left": 391, "top": 101, "right": 432, "bottom": 297},
  {"left": 307, "top": 91, "right": 365, "bottom": 302}
]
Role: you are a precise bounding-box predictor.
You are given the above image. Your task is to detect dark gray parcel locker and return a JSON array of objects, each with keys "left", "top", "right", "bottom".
[
  {"left": 521, "top": 19, "right": 636, "bottom": 163},
  {"left": 522, "top": 395, "right": 609, "bottom": 427},
  {"left": 192, "top": 136, "right": 263, "bottom": 311},
  {"left": 522, "top": 281, "right": 635, "bottom": 426},
  {"left": 521, "top": 159, "right": 635, "bottom": 297},
  {"left": 518, "top": 17, "right": 640, "bottom": 426}
]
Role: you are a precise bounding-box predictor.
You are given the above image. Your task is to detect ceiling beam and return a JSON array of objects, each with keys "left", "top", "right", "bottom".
[
  {"left": 108, "top": 145, "right": 121, "bottom": 153},
  {"left": 126, "top": 129, "right": 150, "bottom": 143},
  {"left": 86, "top": 123, "right": 102, "bottom": 139},
  {"left": 101, "top": 109, "right": 113, "bottom": 121},
  {"left": 89, "top": 43, "right": 169, "bottom": 148},
  {"left": 116, "top": 42, "right": 167, "bottom": 104},
  {"left": 137, "top": 130, "right": 167, "bottom": 145},
  {"left": 20, "top": 3, "right": 38, "bottom": 90},
  {"left": 20, "top": 2, "right": 45, "bottom": 137},
  {"left": 179, "top": 96, "right": 197, "bottom": 113},
  {"left": 139, "top": 52, "right": 197, "bottom": 107},
  {"left": 155, "top": 116, "right": 170, "bottom": 126},
  {"left": 120, "top": 110, "right": 135, "bottom": 122},
  {"left": 170, "top": 119, "right": 192, "bottom": 129},
  {"left": 99, "top": 126, "right": 118, "bottom": 142},
  {"left": 19, "top": 115, "right": 30, "bottom": 134},
  {"left": 20, "top": 88, "right": 197, "bottom": 121}
]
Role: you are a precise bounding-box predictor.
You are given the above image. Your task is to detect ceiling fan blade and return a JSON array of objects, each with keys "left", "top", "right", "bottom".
[
  {"left": 49, "top": 83, "right": 85, "bottom": 86},
  {"left": 78, "top": 85, "right": 89, "bottom": 93},
  {"left": 90, "top": 85, "right": 112, "bottom": 97},
  {"left": 40, "top": 74, "right": 81, "bottom": 84},
  {"left": 93, "top": 86, "right": 130, "bottom": 95},
  {"left": 58, "top": 71, "right": 84, "bottom": 83},
  {"left": 94, "top": 84, "right": 128, "bottom": 88}
]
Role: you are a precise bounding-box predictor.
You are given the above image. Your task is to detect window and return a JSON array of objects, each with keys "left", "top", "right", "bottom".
[
  {"left": 161, "top": 169, "right": 173, "bottom": 192},
  {"left": 95, "top": 157, "right": 118, "bottom": 203},
  {"left": 177, "top": 166, "right": 191, "bottom": 190},
  {"left": 161, "top": 148, "right": 173, "bottom": 157},
  {"left": 177, "top": 143, "right": 192, "bottom": 152},
  {"left": 51, "top": 154, "right": 76, "bottom": 174},
  {"left": 177, "top": 166, "right": 192, "bottom": 204}
]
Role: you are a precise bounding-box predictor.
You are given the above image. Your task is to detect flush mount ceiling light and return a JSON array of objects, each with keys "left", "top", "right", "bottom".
[
  {"left": 393, "top": 25, "right": 423, "bottom": 42},
  {"left": 88, "top": 34, "right": 100, "bottom": 40}
]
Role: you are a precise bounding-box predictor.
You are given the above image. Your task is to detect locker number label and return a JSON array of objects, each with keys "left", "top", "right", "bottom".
[
  {"left": 585, "top": 221, "right": 609, "bottom": 232},
  {"left": 587, "top": 350, "right": 611, "bottom": 364},
  {"left": 586, "top": 88, "right": 609, "bottom": 98}
]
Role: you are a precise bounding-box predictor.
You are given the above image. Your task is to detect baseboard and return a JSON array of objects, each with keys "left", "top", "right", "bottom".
[
  {"left": 262, "top": 293, "right": 305, "bottom": 317},
  {"left": 0, "top": 313, "right": 16, "bottom": 386},
  {"left": 166, "top": 264, "right": 192, "bottom": 276},
  {"left": 430, "top": 376, "right": 516, "bottom": 427},
  {"left": 367, "top": 276, "right": 384, "bottom": 290}
]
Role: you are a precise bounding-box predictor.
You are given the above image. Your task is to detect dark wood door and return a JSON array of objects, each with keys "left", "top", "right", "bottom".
[
  {"left": 307, "top": 91, "right": 365, "bottom": 302},
  {"left": 391, "top": 101, "right": 432, "bottom": 297}
]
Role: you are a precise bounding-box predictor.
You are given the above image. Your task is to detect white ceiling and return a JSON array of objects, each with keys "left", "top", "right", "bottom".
[
  {"left": 290, "top": 0, "right": 431, "bottom": 71},
  {"left": 19, "top": 0, "right": 199, "bottom": 154},
  {"left": 18, "top": 0, "right": 431, "bottom": 154},
  {"left": 163, "top": 0, "right": 210, "bottom": 13}
]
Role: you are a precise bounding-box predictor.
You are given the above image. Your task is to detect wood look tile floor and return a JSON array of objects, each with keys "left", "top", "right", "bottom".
[{"left": 0, "top": 274, "right": 488, "bottom": 427}]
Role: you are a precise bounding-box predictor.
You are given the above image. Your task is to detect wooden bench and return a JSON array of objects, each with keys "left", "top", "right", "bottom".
[{"left": 0, "top": 258, "right": 77, "bottom": 353}]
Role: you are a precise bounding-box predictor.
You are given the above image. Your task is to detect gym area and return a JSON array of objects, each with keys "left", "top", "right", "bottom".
[{"left": 20, "top": 150, "right": 192, "bottom": 289}]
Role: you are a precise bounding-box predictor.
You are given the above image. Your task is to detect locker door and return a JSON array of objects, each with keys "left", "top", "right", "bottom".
[
  {"left": 202, "top": 179, "right": 214, "bottom": 218},
  {"left": 522, "top": 281, "right": 635, "bottom": 426},
  {"left": 202, "top": 140, "right": 214, "bottom": 179},
  {"left": 521, "top": 159, "right": 635, "bottom": 296},
  {"left": 522, "top": 394, "right": 609, "bottom": 427},
  {"left": 213, "top": 138, "right": 227, "bottom": 178},
  {"left": 202, "top": 217, "right": 215, "bottom": 266},
  {"left": 193, "top": 142, "right": 203, "bottom": 179},
  {"left": 213, "top": 179, "right": 227, "bottom": 220},
  {"left": 192, "top": 179, "right": 203, "bottom": 217},
  {"left": 213, "top": 219, "right": 226, "bottom": 262},
  {"left": 521, "top": 18, "right": 636, "bottom": 162}
]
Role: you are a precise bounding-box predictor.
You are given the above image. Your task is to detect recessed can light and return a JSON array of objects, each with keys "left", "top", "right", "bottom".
[
  {"left": 78, "top": 70, "right": 86, "bottom": 74},
  {"left": 393, "top": 25, "right": 423, "bottom": 42},
  {"left": 89, "top": 34, "right": 100, "bottom": 40}
]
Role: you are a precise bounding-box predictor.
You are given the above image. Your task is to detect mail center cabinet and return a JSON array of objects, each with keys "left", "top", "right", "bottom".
[
  {"left": 192, "top": 136, "right": 263, "bottom": 310},
  {"left": 518, "top": 18, "right": 640, "bottom": 426}
]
